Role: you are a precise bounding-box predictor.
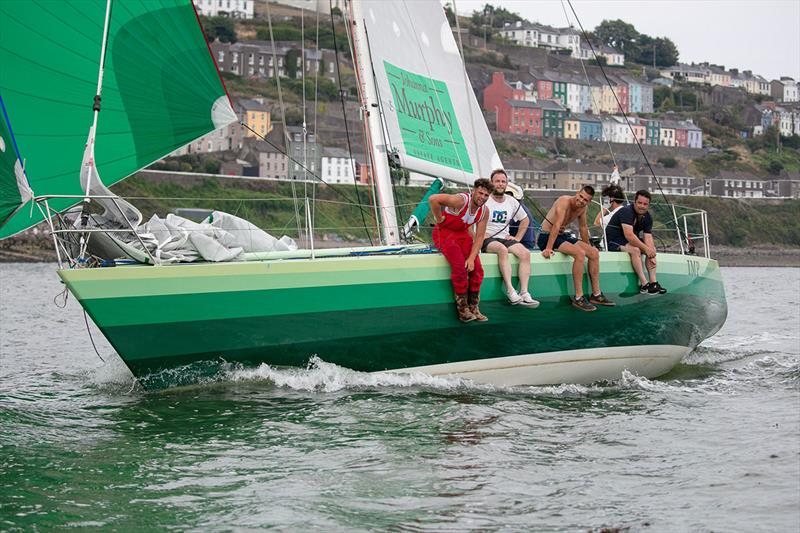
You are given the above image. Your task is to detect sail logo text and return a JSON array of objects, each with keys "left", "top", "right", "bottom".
[{"left": 390, "top": 84, "right": 454, "bottom": 134}]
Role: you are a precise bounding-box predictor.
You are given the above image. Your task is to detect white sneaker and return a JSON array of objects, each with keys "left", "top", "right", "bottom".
[
  {"left": 519, "top": 291, "right": 540, "bottom": 308},
  {"left": 507, "top": 289, "right": 523, "bottom": 305}
]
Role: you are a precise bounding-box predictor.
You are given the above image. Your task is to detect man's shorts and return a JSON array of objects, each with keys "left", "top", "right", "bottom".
[
  {"left": 607, "top": 239, "right": 629, "bottom": 252},
  {"left": 481, "top": 237, "right": 519, "bottom": 253},
  {"left": 537, "top": 232, "right": 578, "bottom": 251}
]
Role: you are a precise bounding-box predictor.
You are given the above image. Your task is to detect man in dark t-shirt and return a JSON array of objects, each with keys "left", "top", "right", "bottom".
[{"left": 605, "top": 190, "right": 667, "bottom": 295}]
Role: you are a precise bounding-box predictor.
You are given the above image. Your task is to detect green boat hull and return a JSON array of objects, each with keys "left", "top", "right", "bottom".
[{"left": 59, "top": 251, "right": 727, "bottom": 388}]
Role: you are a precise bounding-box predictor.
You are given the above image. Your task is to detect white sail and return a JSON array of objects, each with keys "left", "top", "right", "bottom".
[{"left": 360, "top": 0, "right": 502, "bottom": 186}]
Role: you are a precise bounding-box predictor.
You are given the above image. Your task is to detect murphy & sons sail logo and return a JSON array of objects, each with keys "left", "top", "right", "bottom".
[{"left": 384, "top": 61, "right": 472, "bottom": 173}]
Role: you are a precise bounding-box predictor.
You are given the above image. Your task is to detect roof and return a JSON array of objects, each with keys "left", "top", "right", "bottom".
[
  {"left": 236, "top": 98, "right": 269, "bottom": 112},
  {"left": 710, "top": 170, "right": 768, "bottom": 181},
  {"left": 569, "top": 113, "right": 602, "bottom": 123},
  {"left": 545, "top": 161, "right": 616, "bottom": 173},
  {"left": 322, "top": 147, "right": 351, "bottom": 158},
  {"left": 506, "top": 99, "right": 566, "bottom": 111}
]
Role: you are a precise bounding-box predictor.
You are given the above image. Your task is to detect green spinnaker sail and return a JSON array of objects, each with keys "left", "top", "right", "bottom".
[{"left": 0, "top": 0, "right": 236, "bottom": 239}]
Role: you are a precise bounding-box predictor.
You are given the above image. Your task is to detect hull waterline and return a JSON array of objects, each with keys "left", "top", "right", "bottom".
[{"left": 59, "top": 251, "right": 727, "bottom": 389}]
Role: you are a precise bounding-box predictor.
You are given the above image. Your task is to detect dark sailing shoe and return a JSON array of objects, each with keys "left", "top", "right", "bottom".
[
  {"left": 589, "top": 292, "right": 616, "bottom": 307},
  {"left": 648, "top": 281, "right": 667, "bottom": 295},
  {"left": 639, "top": 283, "right": 650, "bottom": 294},
  {"left": 571, "top": 295, "right": 596, "bottom": 312},
  {"left": 468, "top": 291, "right": 489, "bottom": 322}
]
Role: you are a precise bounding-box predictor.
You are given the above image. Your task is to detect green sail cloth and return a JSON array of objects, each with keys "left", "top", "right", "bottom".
[
  {"left": 0, "top": 0, "right": 235, "bottom": 239},
  {"left": 0, "top": 100, "right": 28, "bottom": 226}
]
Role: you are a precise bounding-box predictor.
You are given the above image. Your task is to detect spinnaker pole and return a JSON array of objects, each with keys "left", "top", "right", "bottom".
[{"left": 349, "top": 0, "right": 400, "bottom": 245}]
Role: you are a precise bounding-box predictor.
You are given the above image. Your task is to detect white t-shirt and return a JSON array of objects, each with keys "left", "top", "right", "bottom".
[
  {"left": 600, "top": 204, "right": 624, "bottom": 246},
  {"left": 601, "top": 205, "right": 624, "bottom": 228},
  {"left": 484, "top": 195, "right": 527, "bottom": 239}
]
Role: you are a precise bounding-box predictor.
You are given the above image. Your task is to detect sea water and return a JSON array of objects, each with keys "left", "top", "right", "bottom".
[{"left": 1, "top": 264, "right": 798, "bottom": 532}]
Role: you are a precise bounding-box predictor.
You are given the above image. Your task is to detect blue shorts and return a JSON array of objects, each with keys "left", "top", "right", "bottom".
[
  {"left": 607, "top": 240, "right": 627, "bottom": 252},
  {"left": 537, "top": 232, "right": 578, "bottom": 251}
]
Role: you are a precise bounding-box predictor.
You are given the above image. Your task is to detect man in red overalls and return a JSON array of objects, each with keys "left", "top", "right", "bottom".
[{"left": 428, "top": 178, "right": 493, "bottom": 323}]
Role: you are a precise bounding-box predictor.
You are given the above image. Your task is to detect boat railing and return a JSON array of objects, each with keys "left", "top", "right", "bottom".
[
  {"left": 593, "top": 199, "right": 711, "bottom": 259},
  {"left": 33, "top": 193, "right": 426, "bottom": 268}
]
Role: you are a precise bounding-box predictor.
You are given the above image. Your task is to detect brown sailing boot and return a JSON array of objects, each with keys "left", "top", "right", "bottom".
[
  {"left": 468, "top": 291, "right": 488, "bottom": 322},
  {"left": 454, "top": 293, "right": 476, "bottom": 323}
]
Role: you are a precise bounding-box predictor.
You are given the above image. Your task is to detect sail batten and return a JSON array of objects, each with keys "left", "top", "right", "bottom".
[
  {"left": 361, "top": 0, "right": 502, "bottom": 187},
  {"left": 0, "top": 0, "right": 235, "bottom": 239}
]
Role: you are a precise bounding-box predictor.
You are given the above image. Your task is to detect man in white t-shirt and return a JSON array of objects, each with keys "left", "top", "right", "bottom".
[{"left": 481, "top": 170, "right": 539, "bottom": 307}]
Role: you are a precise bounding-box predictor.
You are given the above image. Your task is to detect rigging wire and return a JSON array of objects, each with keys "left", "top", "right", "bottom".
[
  {"left": 565, "top": 0, "right": 683, "bottom": 240},
  {"left": 343, "top": 1, "right": 382, "bottom": 238},
  {"left": 264, "top": 0, "right": 303, "bottom": 241},
  {"left": 558, "top": 0, "right": 617, "bottom": 168},
  {"left": 400, "top": 0, "right": 471, "bottom": 184},
  {"left": 84, "top": 309, "right": 105, "bottom": 363},
  {"left": 240, "top": 121, "right": 372, "bottom": 210},
  {"left": 330, "top": 0, "right": 375, "bottom": 245},
  {"left": 451, "top": 0, "right": 484, "bottom": 179},
  {"left": 358, "top": 22, "right": 408, "bottom": 235}
]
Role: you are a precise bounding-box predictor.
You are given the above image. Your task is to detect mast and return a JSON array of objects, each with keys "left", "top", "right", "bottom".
[{"left": 349, "top": 0, "right": 399, "bottom": 245}]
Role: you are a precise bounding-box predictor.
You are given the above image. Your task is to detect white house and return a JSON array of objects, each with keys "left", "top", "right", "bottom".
[
  {"left": 195, "top": 0, "right": 254, "bottom": 19},
  {"left": 321, "top": 147, "right": 356, "bottom": 185},
  {"left": 501, "top": 22, "right": 580, "bottom": 56},
  {"left": 771, "top": 78, "right": 799, "bottom": 102}
]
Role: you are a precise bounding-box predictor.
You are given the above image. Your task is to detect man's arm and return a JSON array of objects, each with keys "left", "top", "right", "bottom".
[
  {"left": 512, "top": 214, "right": 529, "bottom": 241},
  {"left": 428, "top": 193, "right": 464, "bottom": 223},
  {"left": 579, "top": 208, "right": 590, "bottom": 243},
  {"left": 542, "top": 199, "right": 565, "bottom": 258},
  {"left": 622, "top": 224, "right": 654, "bottom": 256},
  {"left": 593, "top": 207, "right": 608, "bottom": 227},
  {"left": 466, "top": 212, "right": 489, "bottom": 272},
  {"left": 643, "top": 232, "right": 657, "bottom": 258}
]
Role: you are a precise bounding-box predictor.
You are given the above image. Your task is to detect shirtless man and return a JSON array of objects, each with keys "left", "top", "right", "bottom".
[{"left": 536, "top": 185, "right": 615, "bottom": 311}]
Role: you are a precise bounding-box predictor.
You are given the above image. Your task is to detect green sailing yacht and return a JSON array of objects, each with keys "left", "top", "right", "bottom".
[{"left": 0, "top": 0, "right": 727, "bottom": 389}]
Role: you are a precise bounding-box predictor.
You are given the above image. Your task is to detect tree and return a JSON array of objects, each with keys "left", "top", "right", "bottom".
[
  {"left": 201, "top": 16, "right": 237, "bottom": 43},
  {"left": 285, "top": 48, "right": 301, "bottom": 80},
  {"left": 594, "top": 19, "right": 640, "bottom": 56},
  {"left": 658, "top": 156, "right": 677, "bottom": 168},
  {"left": 652, "top": 37, "right": 679, "bottom": 67},
  {"left": 469, "top": 4, "right": 526, "bottom": 29},
  {"left": 767, "top": 160, "right": 784, "bottom": 175}
]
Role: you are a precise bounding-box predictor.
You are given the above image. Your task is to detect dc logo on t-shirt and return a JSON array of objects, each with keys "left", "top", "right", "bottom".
[{"left": 491, "top": 210, "right": 507, "bottom": 223}]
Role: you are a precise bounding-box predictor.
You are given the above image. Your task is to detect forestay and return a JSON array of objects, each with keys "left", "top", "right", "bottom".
[
  {"left": 0, "top": 0, "right": 236, "bottom": 239},
  {"left": 360, "top": 0, "right": 502, "bottom": 186}
]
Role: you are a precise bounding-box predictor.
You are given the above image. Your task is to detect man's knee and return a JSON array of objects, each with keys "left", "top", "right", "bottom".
[
  {"left": 585, "top": 247, "right": 599, "bottom": 260},
  {"left": 572, "top": 249, "right": 586, "bottom": 262},
  {"left": 510, "top": 244, "right": 529, "bottom": 259}
]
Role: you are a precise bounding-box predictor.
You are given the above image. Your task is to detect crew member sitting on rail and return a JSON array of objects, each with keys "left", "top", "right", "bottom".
[
  {"left": 605, "top": 189, "right": 667, "bottom": 295},
  {"left": 537, "top": 185, "right": 616, "bottom": 312},
  {"left": 429, "top": 179, "right": 492, "bottom": 323},
  {"left": 482, "top": 169, "right": 539, "bottom": 307},
  {"left": 594, "top": 183, "right": 627, "bottom": 249}
]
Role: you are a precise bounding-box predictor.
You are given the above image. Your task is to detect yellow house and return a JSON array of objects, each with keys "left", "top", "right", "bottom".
[
  {"left": 563, "top": 118, "right": 580, "bottom": 139},
  {"left": 590, "top": 84, "right": 603, "bottom": 113},
  {"left": 660, "top": 126, "right": 675, "bottom": 147},
  {"left": 237, "top": 98, "right": 272, "bottom": 138},
  {"left": 601, "top": 85, "right": 618, "bottom": 113}
]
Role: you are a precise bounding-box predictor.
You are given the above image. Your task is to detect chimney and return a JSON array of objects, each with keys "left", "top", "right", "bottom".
[{"left": 516, "top": 21, "right": 522, "bottom": 28}]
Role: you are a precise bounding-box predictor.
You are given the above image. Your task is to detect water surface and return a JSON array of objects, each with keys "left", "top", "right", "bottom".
[{"left": 1, "top": 265, "right": 798, "bottom": 531}]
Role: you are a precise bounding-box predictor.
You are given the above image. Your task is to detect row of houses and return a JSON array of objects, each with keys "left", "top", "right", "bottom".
[
  {"left": 752, "top": 102, "right": 800, "bottom": 138},
  {"left": 210, "top": 39, "right": 339, "bottom": 83},
  {"left": 486, "top": 73, "right": 701, "bottom": 147},
  {"left": 484, "top": 70, "right": 653, "bottom": 118},
  {"left": 499, "top": 21, "right": 625, "bottom": 66},
  {"left": 504, "top": 159, "right": 800, "bottom": 198},
  {"left": 661, "top": 63, "right": 799, "bottom": 102}
]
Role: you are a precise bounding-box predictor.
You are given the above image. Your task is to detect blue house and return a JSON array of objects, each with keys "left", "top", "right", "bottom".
[{"left": 574, "top": 113, "right": 603, "bottom": 141}]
